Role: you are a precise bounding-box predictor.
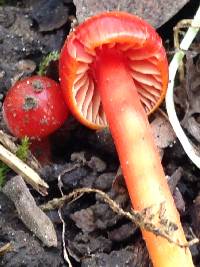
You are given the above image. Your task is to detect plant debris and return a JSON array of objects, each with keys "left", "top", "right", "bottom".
[{"left": 41, "top": 188, "right": 198, "bottom": 248}]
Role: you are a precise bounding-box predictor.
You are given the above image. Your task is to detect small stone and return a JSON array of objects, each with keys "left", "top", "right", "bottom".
[
  {"left": 70, "top": 208, "right": 96, "bottom": 233},
  {"left": 16, "top": 59, "right": 36, "bottom": 73},
  {"left": 68, "top": 232, "right": 112, "bottom": 258},
  {"left": 71, "top": 151, "right": 87, "bottom": 164},
  {"left": 31, "top": 0, "right": 70, "bottom": 32},
  {"left": 151, "top": 112, "right": 176, "bottom": 149},
  {"left": 94, "top": 173, "right": 115, "bottom": 191},
  {"left": 108, "top": 222, "right": 137, "bottom": 242},
  {"left": 0, "top": 70, "right": 5, "bottom": 79},
  {"left": 87, "top": 156, "right": 106, "bottom": 173}
]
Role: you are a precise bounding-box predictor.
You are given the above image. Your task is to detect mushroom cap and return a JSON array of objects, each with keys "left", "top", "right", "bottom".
[{"left": 59, "top": 11, "right": 168, "bottom": 129}]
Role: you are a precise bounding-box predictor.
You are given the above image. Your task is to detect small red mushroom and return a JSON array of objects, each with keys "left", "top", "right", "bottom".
[
  {"left": 3, "top": 76, "right": 68, "bottom": 139},
  {"left": 59, "top": 12, "right": 194, "bottom": 267}
]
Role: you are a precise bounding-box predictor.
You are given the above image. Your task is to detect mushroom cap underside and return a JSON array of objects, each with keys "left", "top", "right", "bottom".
[{"left": 59, "top": 11, "right": 168, "bottom": 129}]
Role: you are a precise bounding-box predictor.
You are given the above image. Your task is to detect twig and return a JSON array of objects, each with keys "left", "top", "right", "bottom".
[
  {"left": 40, "top": 188, "right": 199, "bottom": 248},
  {"left": 0, "top": 130, "right": 17, "bottom": 152},
  {"left": 165, "top": 4, "right": 200, "bottom": 168},
  {"left": 0, "top": 144, "right": 48, "bottom": 195}
]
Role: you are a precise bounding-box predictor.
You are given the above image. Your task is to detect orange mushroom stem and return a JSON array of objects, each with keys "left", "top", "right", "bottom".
[
  {"left": 95, "top": 49, "right": 194, "bottom": 267},
  {"left": 59, "top": 12, "right": 194, "bottom": 267}
]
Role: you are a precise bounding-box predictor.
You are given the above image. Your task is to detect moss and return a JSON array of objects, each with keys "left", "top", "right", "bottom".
[
  {"left": 16, "top": 136, "right": 30, "bottom": 161},
  {"left": 38, "top": 51, "right": 60, "bottom": 76}
]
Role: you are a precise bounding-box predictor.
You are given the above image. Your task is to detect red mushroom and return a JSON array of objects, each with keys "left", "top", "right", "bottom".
[
  {"left": 59, "top": 12, "right": 194, "bottom": 267},
  {"left": 3, "top": 76, "right": 68, "bottom": 139}
]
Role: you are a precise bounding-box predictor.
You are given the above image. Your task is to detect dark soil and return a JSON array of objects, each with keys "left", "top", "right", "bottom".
[{"left": 0, "top": 1, "right": 200, "bottom": 266}]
